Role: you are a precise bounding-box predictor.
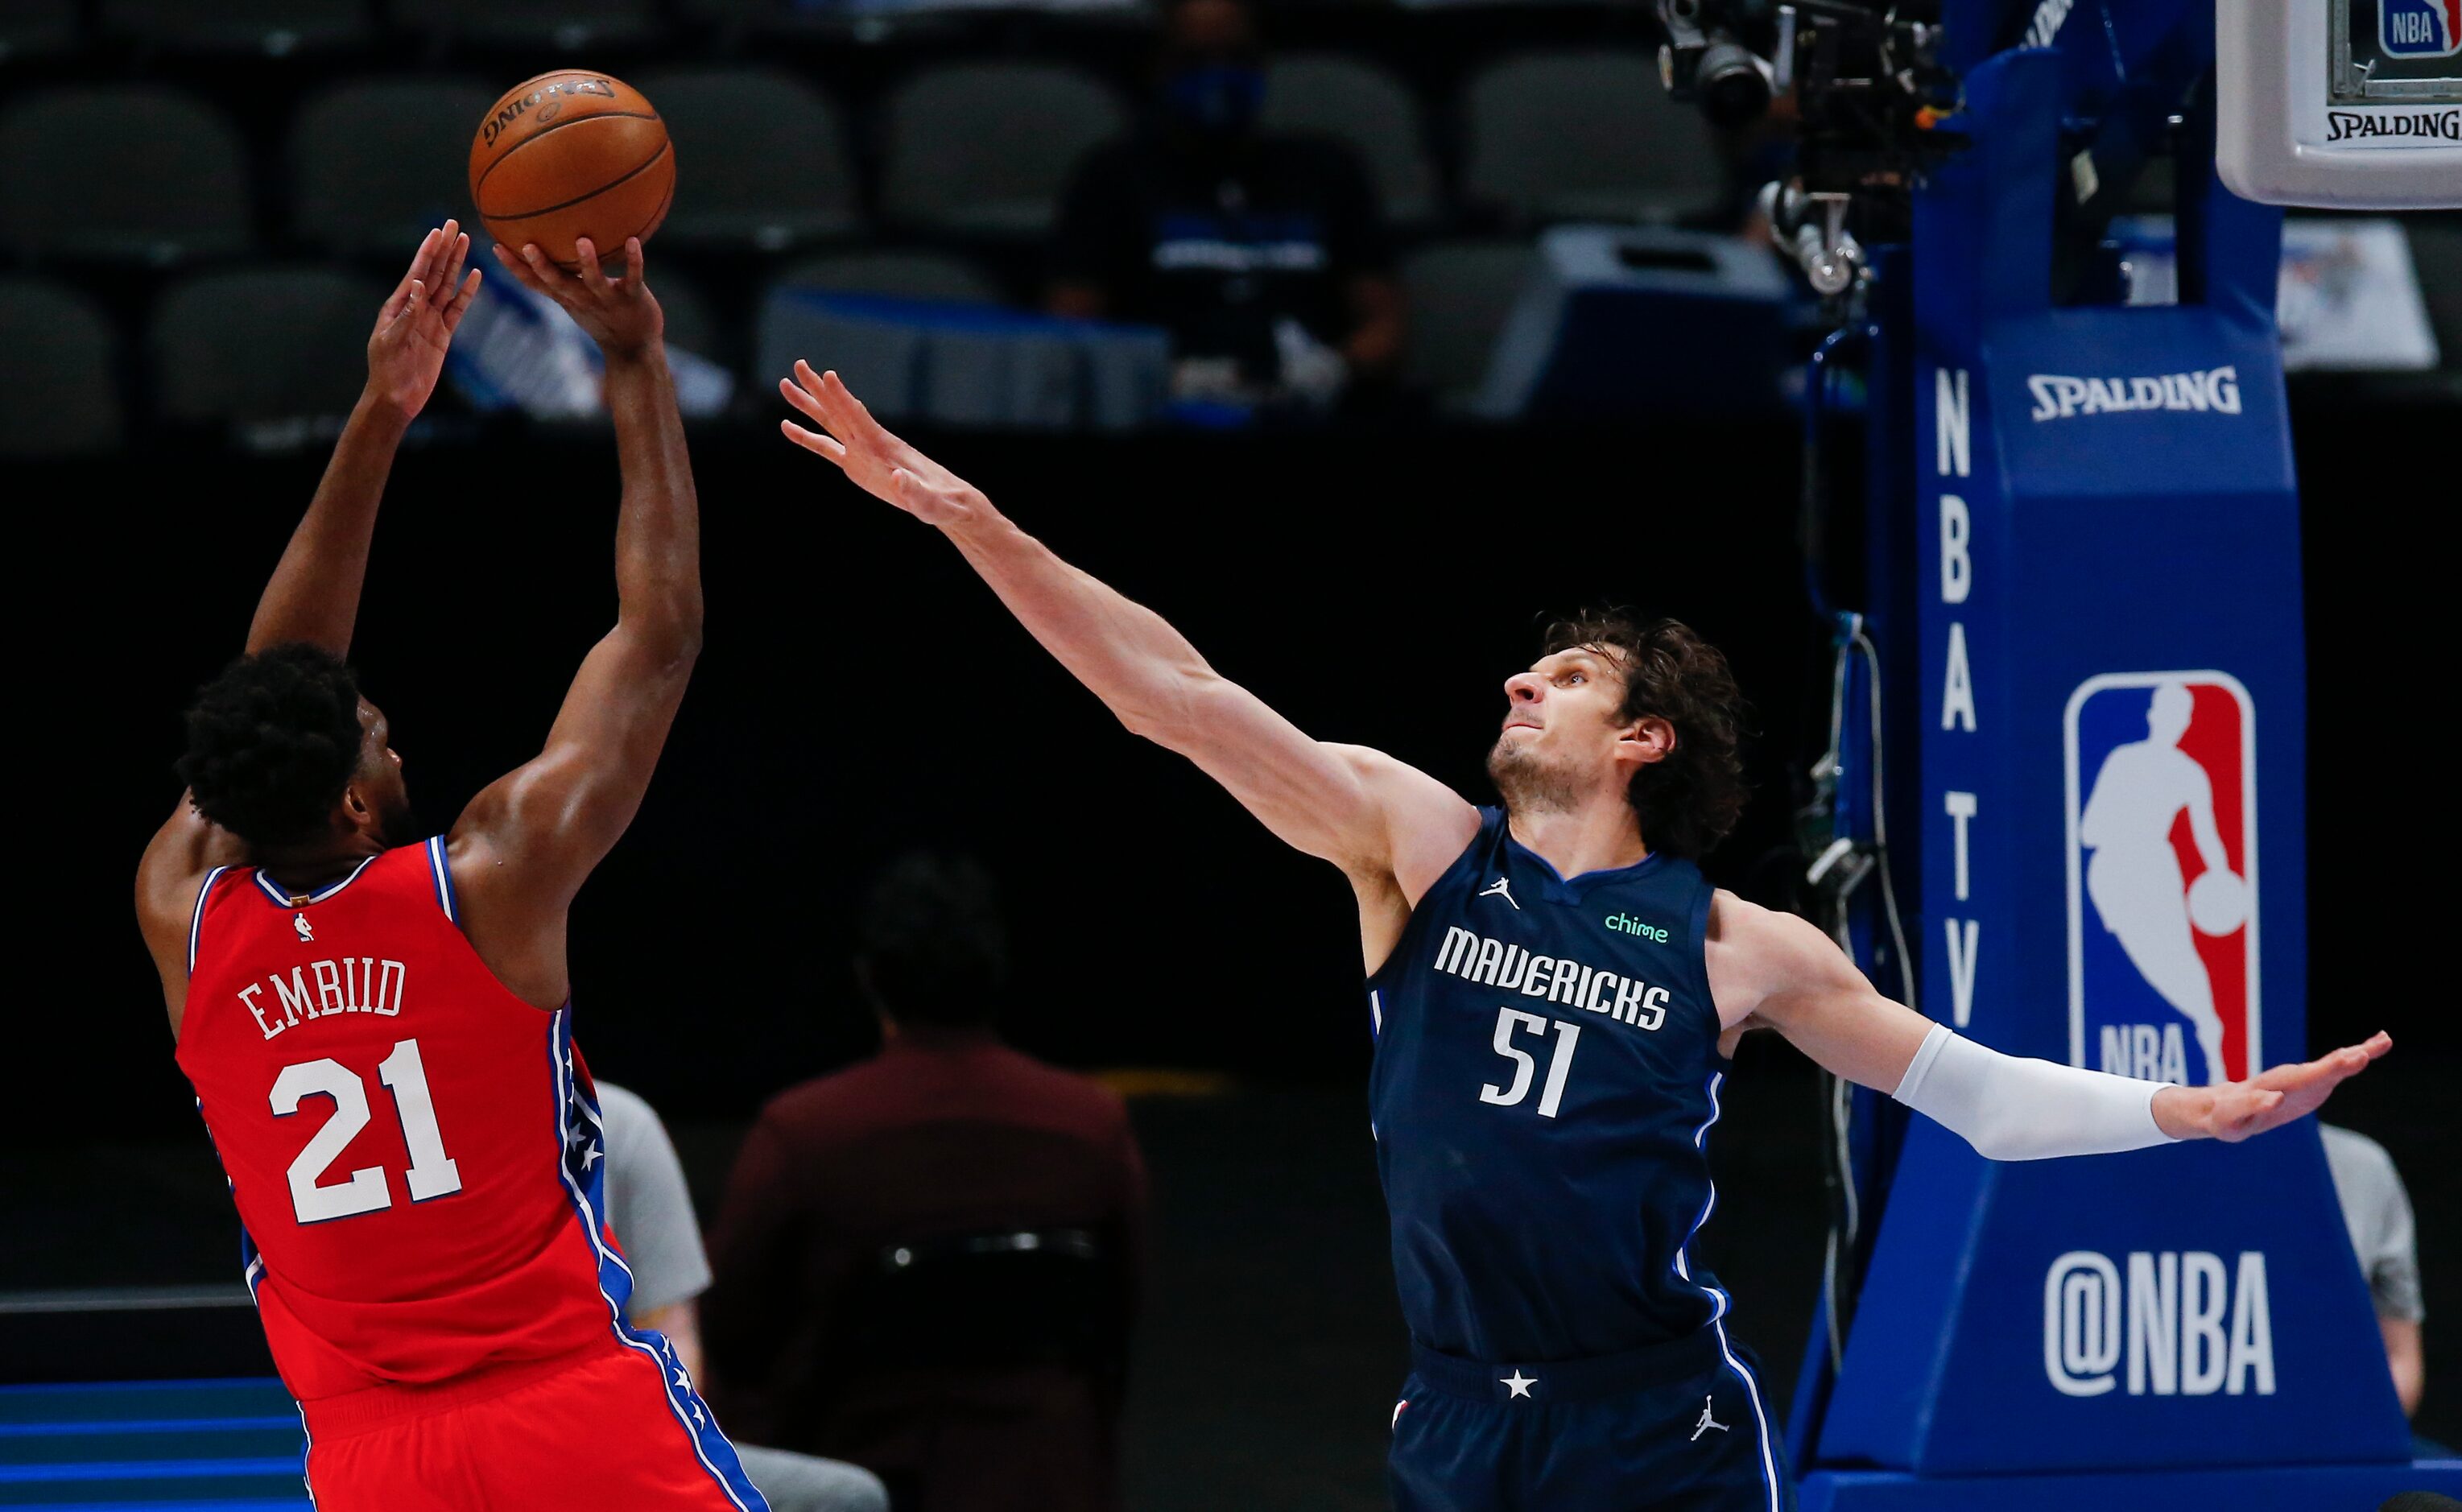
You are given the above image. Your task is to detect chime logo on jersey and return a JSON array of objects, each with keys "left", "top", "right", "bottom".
[
  {"left": 2381, "top": 0, "right": 2460, "bottom": 57},
  {"left": 2063, "top": 673, "right": 2258, "bottom": 1087}
]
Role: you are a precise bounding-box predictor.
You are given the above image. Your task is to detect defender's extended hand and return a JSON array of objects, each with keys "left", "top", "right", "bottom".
[
  {"left": 2152, "top": 1031, "right": 2392, "bottom": 1142},
  {"left": 779, "top": 361, "right": 981, "bottom": 527},
  {"left": 492, "top": 237, "right": 663, "bottom": 359},
  {"left": 367, "top": 222, "right": 481, "bottom": 419}
]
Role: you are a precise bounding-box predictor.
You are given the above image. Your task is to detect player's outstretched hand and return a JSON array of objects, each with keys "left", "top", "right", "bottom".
[
  {"left": 367, "top": 221, "right": 481, "bottom": 420},
  {"left": 778, "top": 361, "right": 984, "bottom": 528},
  {"left": 2151, "top": 1032, "right": 2392, "bottom": 1143},
  {"left": 491, "top": 237, "right": 663, "bottom": 360}
]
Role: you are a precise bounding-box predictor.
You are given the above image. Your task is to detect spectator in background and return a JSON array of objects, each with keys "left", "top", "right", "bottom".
[
  {"left": 595, "top": 1078, "right": 891, "bottom": 1512},
  {"left": 2322, "top": 1123, "right": 2427, "bottom": 1424},
  {"left": 703, "top": 853, "right": 1147, "bottom": 1512},
  {"left": 1049, "top": 0, "right": 1403, "bottom": 413}
]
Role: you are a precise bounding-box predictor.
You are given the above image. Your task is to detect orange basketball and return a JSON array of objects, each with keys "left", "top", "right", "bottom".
[{"left": 469, "top": 71, "right": 673, "bottom": 271}]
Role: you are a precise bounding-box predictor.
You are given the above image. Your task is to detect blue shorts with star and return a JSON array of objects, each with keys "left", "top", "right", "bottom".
[{"left": 1387, "top": 1327, "right": 1796, "bottom": 1512}]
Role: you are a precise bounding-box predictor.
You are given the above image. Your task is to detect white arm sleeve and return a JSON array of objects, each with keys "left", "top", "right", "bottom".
[{"left": 1890, "top": 1023, "right": 2176, "bottom": 1161}]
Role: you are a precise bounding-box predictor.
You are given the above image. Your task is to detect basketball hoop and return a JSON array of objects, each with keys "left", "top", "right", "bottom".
[{"left": 2218, "top": 0, "right": 2462, "bottom": 208}]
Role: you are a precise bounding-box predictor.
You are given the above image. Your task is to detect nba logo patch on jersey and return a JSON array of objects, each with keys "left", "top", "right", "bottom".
[
  {"left": 2063, "top": 673, "right": 2258, "bottom": 1087},
  {"left": 2381, "top": 0, "right": 2461, "bottom": 57}
]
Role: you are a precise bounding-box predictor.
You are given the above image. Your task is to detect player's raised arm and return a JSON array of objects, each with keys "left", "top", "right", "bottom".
[
  {"left": 448, "top": 238, "right": 700, "bottom": 1006},
  {"left": 136, "top": 226, "right": 481, "bottom": 989},
  {"left": 776, "top": 362, "right": 1478, "bottom": 907},
  {"left": 245, "top": 224, "right": 481, "bottom": 659},
  {"left": 1708, "top": 890, "right": 2392, "bottom": 1157}
]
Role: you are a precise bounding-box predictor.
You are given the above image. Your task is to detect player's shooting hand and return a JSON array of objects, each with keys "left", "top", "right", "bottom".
[
  {"left": 492, "top": 237, "right": 663, "bottom": 360},
  {"left": 2151, "top": 1031, "right": 2392, "bottom": 1142},
  {"left": 778, "top": 361, "right": 984, "bottom": 527},
  {"left": 366, "top": 222, "right": 481, "bottom": 419}
]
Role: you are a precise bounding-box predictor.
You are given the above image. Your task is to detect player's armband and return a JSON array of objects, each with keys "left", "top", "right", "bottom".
[{"left": 1890, "top": 1024, "right": 2175, "bottom": 1162}]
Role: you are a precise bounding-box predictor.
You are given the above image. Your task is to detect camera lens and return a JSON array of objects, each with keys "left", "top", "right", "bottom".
[{"left": 1695, "top": 39, "right": 1772, "bottom": 127}]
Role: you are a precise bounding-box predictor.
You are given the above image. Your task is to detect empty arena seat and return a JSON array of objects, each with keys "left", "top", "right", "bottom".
[
  {"left": 291, "top": 78, "right": 496, "bottom": 255},
  {"left": 386, "top": 0, "right": 659, "bottom": 49},
  {"left": 1400, "top": 238, "right": 1536, "bottom": 408},
  {"left": 154, "top": 266, "right": 388, "bottom": 428},
  {"left": 0, "top": 278, "right": 122, "bottom": 458},
  {"left": 0, "top": 87, "right": 252, "bottom": 265},
  {"left": 1262, "top": 54, "right": 1439, "bottom": 228},
  {"left": 632, "top": 68, "right": 858, "bottom": 250},
  {"left": 1461, "top": 51, "right": 1726, "bottom": 225},
  {"left": 772, "top": 250, "right": 1005, "bottom": 306},
  {"left": 880, "top": 63, "right": 1127, "bottom": 239},
  {"left": 0, "top": 0, "right": 79, "bottom": 63},
  {"left": 100, "top": 0, "right": 370, "bottom": 54}
]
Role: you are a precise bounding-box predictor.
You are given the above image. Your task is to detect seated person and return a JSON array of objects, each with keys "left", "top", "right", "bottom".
[
  {"left": 702, "top": 853, "right": 1148, "bottom": 1512},
  {"left": 1048, "top": 0, "right": 1402, "bottom": 411},
  {"left": 2321, "top": 1123, "right": 2427, "bottom": 1423},
  {"left": 596, "top": 1077, "right": 890, "bottom": 1512}
]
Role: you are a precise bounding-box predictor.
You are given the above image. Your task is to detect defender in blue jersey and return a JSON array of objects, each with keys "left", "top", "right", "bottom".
[{"left": 776, "top": 366, "right": 2391, "bottom": 1512}]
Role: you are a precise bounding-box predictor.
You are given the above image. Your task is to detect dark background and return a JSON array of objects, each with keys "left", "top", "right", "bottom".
[
  {"left": 12, "top": 390, "right": 2451, "bottom": 1126},
  {"left": 7, "top": 386, "right": 2459, "bottom": 1474}
]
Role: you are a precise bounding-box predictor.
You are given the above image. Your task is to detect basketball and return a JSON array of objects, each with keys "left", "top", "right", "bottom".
[
  {"left": 468, "top": 71, "right": 672, "bottom": 271},
  {"left": 2187, "top": 869, "right": 2249, "bottom": 936}
]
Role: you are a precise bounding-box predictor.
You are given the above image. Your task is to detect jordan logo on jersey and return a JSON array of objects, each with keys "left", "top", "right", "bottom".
[
  {"left": 1477, "top": 877, "right": 1520, "bottom": 910},
  {"left": 293, "top": 914, "right": 314, "bottom": 943},
  {"left": 1691, "top": 1395, "right": 1729, "bottom": 1440}
]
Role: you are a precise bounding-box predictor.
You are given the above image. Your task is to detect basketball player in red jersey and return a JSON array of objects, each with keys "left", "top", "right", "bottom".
[{"left": 132, "top": 225, "right": 766, "bottom": 1512}]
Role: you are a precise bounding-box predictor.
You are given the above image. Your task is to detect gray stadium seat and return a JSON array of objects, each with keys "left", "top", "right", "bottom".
[
  {"left": 2408, "top": 221, "right": 2462, "bottom": 370},
  {"left": 0, "top": 0, "right": 79, "bottom": 63},
  {"left": 1462, "top": 51, "right": 1726, "bottom": 225},
  {"left": 1263, "top": 54, "right": 1439, "bottom": 229},
  {"left": 386, "top": 0, "right": 658, "bottom": 48},
  {"left": 880, "top": 63, "right": 1127, "bottom": 239},
  {"left": 0, "top": 87, "right": 252, "bottom": 265},
  {"left": 772, "top": 250, "right": 1004, "bottom": 306},
  {"left": 633, "top": 68, "right": 858, "bottom": 251},
  {"left": 101, "top": 0, "right": 370, "bottom": 54},
  {"left": 154, "top": 267, "right": 387, "bottom": 427},
  {"left": 291, "top": 79, "right": 495, "bottom": 256},
  {"left": 1401, "top": 239, "right": 1537, "bottom": 408},
  {"left": 0, "top": 278, "right": 122, "bottom": 458}
]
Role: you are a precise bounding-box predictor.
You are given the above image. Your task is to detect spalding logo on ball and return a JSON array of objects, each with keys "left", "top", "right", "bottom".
[{"left": 469, "top": 71, "right": 674, "bottom": 271}]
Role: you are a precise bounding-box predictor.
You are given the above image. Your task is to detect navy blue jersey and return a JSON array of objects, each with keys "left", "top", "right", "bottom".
[{"left": 1368, "top": 807, "right": 1732, "bottom": 1362}]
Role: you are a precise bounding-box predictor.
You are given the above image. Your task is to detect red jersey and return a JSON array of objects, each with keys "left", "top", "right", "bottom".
[{"left": 176, "top": 839, "right": 626, "bottom": 1403}]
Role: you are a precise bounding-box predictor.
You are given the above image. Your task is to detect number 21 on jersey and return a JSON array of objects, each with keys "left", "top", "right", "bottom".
[
  {"left": 271, "top": 1037, "right": 462, "bottom": 1224},
  {"left": 1481, "top": 1007, "right": 1580, "bottom": 1118}
]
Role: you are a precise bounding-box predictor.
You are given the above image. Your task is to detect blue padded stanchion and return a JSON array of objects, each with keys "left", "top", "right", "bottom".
[{"left": 1789, "top": 2, "right": 2462, "bottom": 1506}]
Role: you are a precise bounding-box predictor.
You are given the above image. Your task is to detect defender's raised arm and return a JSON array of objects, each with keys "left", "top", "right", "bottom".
[
  {"left": 1707, "top": 890, "right": 2390, "bottom": 1158},
  {"left": 444, "top": 238, "right": 703, "bottom": 1008},
  {"left": 778, "top": 363, "right": 1476, "bottom": 950}
]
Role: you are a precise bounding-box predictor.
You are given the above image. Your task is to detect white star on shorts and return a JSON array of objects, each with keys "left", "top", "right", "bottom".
[{"left": 1502, "top": 1370, "right": 1536, "bottom": 1399}]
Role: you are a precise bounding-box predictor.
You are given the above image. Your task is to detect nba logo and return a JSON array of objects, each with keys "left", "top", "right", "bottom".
[
  {"left": 2063, "top": 673, "right": 2258, "bottom": 1086},
  {"left": 2381, "top": 0, "right": 2461, "bottom": 57}
]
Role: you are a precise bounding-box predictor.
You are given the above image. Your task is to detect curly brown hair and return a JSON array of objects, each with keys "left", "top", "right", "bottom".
[{"left": 1539, "top": 611, "right": 1748, "bottom": 860}]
